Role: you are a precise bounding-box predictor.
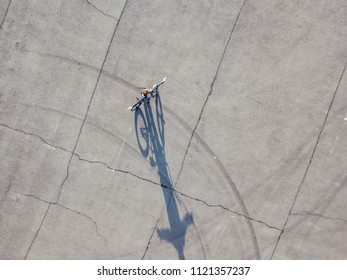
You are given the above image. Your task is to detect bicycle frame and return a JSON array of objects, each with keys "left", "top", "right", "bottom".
[
  {"left": 128, "top": 95, "right": 150, "bottom": 111},
  {"left": 128, "top": 77, "right": 166, "bottom": 111}
]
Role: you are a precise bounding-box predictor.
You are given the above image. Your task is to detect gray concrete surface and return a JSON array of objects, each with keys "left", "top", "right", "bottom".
[{"left": 0, "top": 0, "right": 346, "bottom": 259}]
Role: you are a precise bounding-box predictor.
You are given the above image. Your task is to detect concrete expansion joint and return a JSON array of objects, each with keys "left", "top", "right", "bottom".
[
  {"left": 291, "top": 210, "right": 347, "bottom": 224},
  {"left": 18, "top": 192, "right": 113, "bottom": 257},
  {"left": 86, "top": 0, "right": 118, "bottom": 21}
]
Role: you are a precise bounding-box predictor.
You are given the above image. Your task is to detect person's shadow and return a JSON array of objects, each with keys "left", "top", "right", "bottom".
[{"left": 135, "top": 93, "right": 193, "bottom": 260}]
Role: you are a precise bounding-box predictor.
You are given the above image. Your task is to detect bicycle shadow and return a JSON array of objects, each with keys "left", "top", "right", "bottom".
[{"left": 134, "top": 93, "right": 193, "bottom": 260}]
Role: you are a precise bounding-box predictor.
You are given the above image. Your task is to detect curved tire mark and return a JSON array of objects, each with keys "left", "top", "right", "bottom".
[{"left": 162, "top": 103, "right": 261, "bottom": 259}]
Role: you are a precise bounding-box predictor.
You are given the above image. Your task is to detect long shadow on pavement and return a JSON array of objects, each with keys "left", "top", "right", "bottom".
[{"left": 134, "top": 93, "right": 193, "bottom": 260}]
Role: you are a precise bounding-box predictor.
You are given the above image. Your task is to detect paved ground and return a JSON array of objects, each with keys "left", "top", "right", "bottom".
[{"left": 1, "top": 0, "right": 347, "bottom": 260}]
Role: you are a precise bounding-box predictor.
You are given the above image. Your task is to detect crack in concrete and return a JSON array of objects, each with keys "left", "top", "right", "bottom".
[
  {"left": 141, "top": 190, "right": 175, "bottom": 260},
  {"left": 18, "top": 192, "right": 113, "bottom": 258},
  {"left": 57, "top": 203, "right": 114, "bottom": 257},
  {"left": 76, "top": 152, "right": 276, "bottom": 231},
  {"left": 0, "top": 0, "right": 12, "bottom": 30},
  {"left": 1, "top": 121, "right": 276, "bottom": 231},
  {"left": 56, "top": 160, "right": 72, "bottom": 201},
  {"left": 141, "top": 208, "right": 165, "bottom": 259},
  {"left": 176, "top": 190, "right": 282, "bottom": 231},
  {"left": 1, "top": 121, "right": 162, "bottom": 187},
  {"left": 56, "top": 0, "right": 129, "bottom": 203},
  {"left": 22, "top": 0, "right": 130, "bottom": 258},
  {"left": 292, "top": 211, "right": 347, "bottom": 224},
  {"left": 5, "top": 174, "right": 13, "bottom": 194},
  {"left": 74, "top": 153, "right": 162, "bottom": 186},
  {"left": 75, "top": 154, "right": 279, "bottom": 231},
  {"left": 0, "top": 124, "right": 72, "bottom": 205},
  {"left": 270, "top": 60, "right": 347, "bottom": 259},
  {"left": 1, "top": 178, "right": 12, "bottom": 206},
  {"left": 4, "top": 182, "right": 12, "bottom": 199},
  {"left": 24, "top": 203, "right": 51, "bottom": 259},
  {"left": 0, "top": 123, "right": 71, "bottom": 154},
  {"left": 0, "top": 124, "right": 74, "bottom": 213},
  {"left": 18, "top": 192, "right": 52, "bottom": 204},
  {"left": 86, "top": 0, "right": 118, "bottom": 21},
  {"left": 175, "top": 0, "right": 248, "bottom": 188}
]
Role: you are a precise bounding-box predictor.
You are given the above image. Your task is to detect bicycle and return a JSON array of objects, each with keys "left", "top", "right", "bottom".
[{"left": 128, "top": 77, "right": 166, "bottom": 111}]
